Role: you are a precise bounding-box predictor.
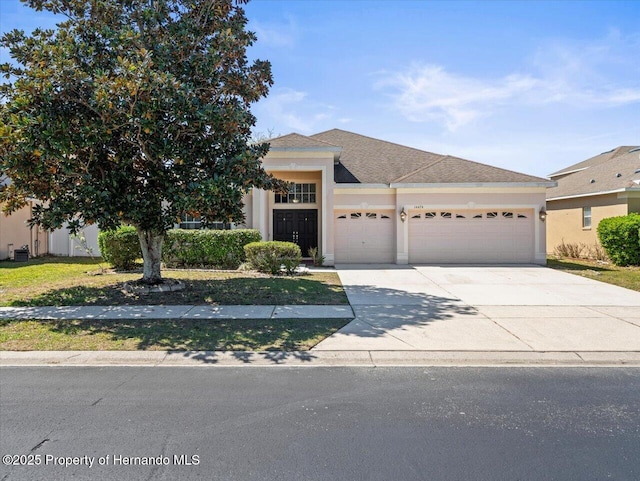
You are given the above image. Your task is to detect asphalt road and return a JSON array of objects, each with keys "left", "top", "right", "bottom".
[{"left": 1, "top": 367, "right": 639, "bottom": 481}]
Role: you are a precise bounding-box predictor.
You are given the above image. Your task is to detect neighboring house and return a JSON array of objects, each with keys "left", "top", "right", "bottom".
[
  {"left": 49, "top": 224, "right": 100, "bottom": 257},
  {"left": 1, "top": 174, "right": 50, "bottom": 259},
  {"left": 242, "top": 129, "right": 553, "bottom": 265},
  {"left": 546, "top": 146, "right": 640, "bottom": 253},
  {"left": 1, "top": 175, "right": 99, "bottom": 259},
  {"left": 0, "top": 202, "right": 50, "bottom": 260}
]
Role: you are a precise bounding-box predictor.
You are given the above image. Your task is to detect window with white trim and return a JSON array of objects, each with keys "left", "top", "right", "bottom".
[
  {"left": 179, "top": 213, "right": 201, "bottom": 229},
  {"left": 583, "top": 207, "right": 592, "bottom": 228},
  {"left": 179, "top": 213, "right": 227, "bottom": 230},
  {"left": 274, "top": 183, "right": 317, "bottom": 204}
]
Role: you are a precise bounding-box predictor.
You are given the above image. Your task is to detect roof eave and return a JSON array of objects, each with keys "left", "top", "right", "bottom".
[
  {"left": 268, "top": 146, "right": 342, "bottom": 153},
  {"left": 334, "top": 183, "right": 390, "bottom": 189},
  {"left": 268, "top": 146, "right": 342, "bottom": 161},
  {"left": 547, "top": 187, "right": 640, "bottom": 201},
  {"left": 390, "top": 181, "right": 556, "bottom": 189},
  {"left": 548, "top": 167, "right": 589, "bottom": 178}
]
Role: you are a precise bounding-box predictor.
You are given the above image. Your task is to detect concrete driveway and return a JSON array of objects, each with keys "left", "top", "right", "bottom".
[{"left": 312, "top": 265, "right": 640, "bottom": 352}]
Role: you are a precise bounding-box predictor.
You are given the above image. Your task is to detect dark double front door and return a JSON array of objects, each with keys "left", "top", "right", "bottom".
[{"left": 273, "top": 209, "right": 318, "bottom": 257}]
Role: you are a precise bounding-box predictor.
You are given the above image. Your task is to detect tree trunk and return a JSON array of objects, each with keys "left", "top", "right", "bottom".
[{"left": 137, "top": 229, "right": 164, "bottom": 285}]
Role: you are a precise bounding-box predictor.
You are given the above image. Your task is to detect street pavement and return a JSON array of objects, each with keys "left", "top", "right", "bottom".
[
  {"left": 1, "top": 265, "right": 639, "bottom": 366},
  {"left": 1, "top": 367, "right": 639, "bottom": 481}
]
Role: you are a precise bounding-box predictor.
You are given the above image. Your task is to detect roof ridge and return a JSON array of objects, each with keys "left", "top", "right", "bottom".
[
  {"left": 391, "top": 155, "right": 447, "bottom": 183},
  {"left": 273, "top": 132, "right": 342, "bottom": 148},
  {"left": 549, "top": 146, "right": 640, "bottom": 177},
  {"left": 311, "top": 128, "right": 443, "bottom": 158},
  {"left": 610, "top": 146, "right": 638, "bottom": 159}
]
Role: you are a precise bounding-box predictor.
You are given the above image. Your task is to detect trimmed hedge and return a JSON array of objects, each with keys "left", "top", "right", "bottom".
[
  {"left": 163, "top": 229, "right": 262, "bottom": 269},
  {"left": 244, "top": 241, "right": 302, "bottom": 275},
  {"left": 597, "top": 213, "right": 640, "bottom": 266},
  {"left": 98, "top": 226, "right": 141, "bottom": 270}
]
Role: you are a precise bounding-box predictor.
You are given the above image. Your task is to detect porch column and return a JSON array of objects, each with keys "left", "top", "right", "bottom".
[{"left": 252, "top": 188, "right": 269, "bottom": 241}]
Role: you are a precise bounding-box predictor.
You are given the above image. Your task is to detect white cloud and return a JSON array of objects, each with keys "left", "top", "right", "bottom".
[
  {"left": 375, "top": 65, "right": 540, "bottom": 130},
  {"left": 260, "top": 89, "right": 313, "bottom": 132},
  {"left": 250, "top": 18, "right": 297, "bottom": 48},
  {"left": 376, "top": 33, "right": 640, "bottom": 131},
  {"left": 256, "top": 88, "right": 341, "bottom": 133}
]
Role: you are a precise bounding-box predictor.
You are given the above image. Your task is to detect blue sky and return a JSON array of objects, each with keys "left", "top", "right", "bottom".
[{"left": 2, "top": 0, "right": 639, "bottom": 177}]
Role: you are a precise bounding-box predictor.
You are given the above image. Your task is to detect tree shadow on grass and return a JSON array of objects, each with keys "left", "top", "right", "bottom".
[
  {"left": 7, "top": 276, "right": 348, "bottom": 307},
  {"left": 0, "top": 318, "right": 348, "bottom": 364}
]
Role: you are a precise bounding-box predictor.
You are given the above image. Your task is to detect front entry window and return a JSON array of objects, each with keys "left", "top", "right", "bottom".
[{"left": 275, "top": 183, "right": 317, "bottom": 204}]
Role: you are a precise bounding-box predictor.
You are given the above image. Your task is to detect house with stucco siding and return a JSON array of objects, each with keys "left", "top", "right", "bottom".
[
  {"left": 244, "top": 129, "right": 554, "bottom": 265},
  {"left": 546, "top": 146, "right": 640, "bottom": 254}
]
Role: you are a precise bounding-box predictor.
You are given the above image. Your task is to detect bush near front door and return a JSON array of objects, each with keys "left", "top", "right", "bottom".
[
  {"left": 163, "top": 229, "right": 262, "bottom": 269},
  {"left": 99, "top": 228, "right": 262, "bottom": 270},
  {"left": 244, "top": 241, "right": 302, "bottom": 275}
]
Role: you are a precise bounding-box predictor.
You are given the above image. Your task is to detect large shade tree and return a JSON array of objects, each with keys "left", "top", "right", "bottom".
[{"left": 0, "top": 0, "right": 287, "bottom": 283}]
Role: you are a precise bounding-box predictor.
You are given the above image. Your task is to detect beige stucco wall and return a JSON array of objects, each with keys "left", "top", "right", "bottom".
[
  {"left": 253, "top": 151, "right": 336, "bottom": 263},
  {"left": 0, "top": 202, "right": 49, "bottom": 260},
  {"left": 546, "top": 193, "right": 628, "bottom": 253},
  {"left": 628, "top": 196, "right": 640, "bottom": 214}
]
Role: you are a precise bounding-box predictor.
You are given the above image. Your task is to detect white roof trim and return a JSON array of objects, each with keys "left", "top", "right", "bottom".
[
  {"left": 334, "top": 183, "right": 390, "bottom": 189},
  {"left": 268, "top": 146, "right": 342, "bottom": 153},
  {"left": 548, "top": 166, "right": 589, "bottom": 178},
  {"left": 390, "top": 181, "right": 556, "bottom": 189},
  {"left": 547, "top": 187, "right": 640, "bottom": 201}
]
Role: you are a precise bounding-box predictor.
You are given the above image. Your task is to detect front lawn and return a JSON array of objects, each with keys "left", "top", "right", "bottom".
[
  {"left": 0, "top": 257, "right": 348, "bottom": 306},
  {"left": 0, "top": 318, "right": 349, "bottom": 351},
  {"left": 547, "top": 258, "right": 640, "bottom": 292}
]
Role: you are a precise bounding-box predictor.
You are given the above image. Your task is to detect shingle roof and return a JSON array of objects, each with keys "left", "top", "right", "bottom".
[
  {"left": 267, "top": 132, "right": 341, "bottom": 151},
  {"left": 304, "top": 129, "right": 548, "bottom": 184},
  {"left": 396, "top": 155, "right": 548, "bottom": 184},
  {"left": 547, "top": 146, "right": 640, "bottom": 199},
  {"left": 549, "top": 146, "right": 637, "bottom": 178}
]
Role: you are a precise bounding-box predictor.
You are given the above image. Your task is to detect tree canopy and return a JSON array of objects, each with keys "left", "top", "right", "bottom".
[{"left": 0, "top": 0, "right": 286, "bottom": 282}]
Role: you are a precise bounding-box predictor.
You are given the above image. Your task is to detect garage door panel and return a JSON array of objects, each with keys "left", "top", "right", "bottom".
[
  {"left": 335, "top": 210, "right": 394, "bottom": 263},
  {"left": 409, "top": 209, "right": 534, "bottom": 264}
]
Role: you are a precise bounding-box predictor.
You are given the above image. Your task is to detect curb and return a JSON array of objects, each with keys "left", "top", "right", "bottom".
[{"left": 2, "top": 350, "right": 640, "bottom": 367}]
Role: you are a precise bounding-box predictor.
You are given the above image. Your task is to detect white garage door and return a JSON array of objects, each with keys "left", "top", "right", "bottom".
[
  {"left": 409, "top": 209, "right": 535, "bottom": 264},
  {"left": 335, "top": 211, "right": 395, "bottom": 263}
]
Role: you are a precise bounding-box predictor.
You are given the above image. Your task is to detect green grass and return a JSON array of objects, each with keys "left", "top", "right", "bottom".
[
  {"left": 0, "top": 258, "right": 351, "bottom": 352},
  {"left": 0, "top": 318, "right": 350, "bottom": 351},
  {"left": 547, "top": 257, "right": 640, "bottom": 292},
  {"left": 0, "top": 257, "right": 348, "bottom": 306}
]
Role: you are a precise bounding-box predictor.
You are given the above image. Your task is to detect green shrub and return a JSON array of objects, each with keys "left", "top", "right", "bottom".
[
  {"left": 597, "top": 213, "right": 640, "bottom": 266},
  {"left": 163, "top": 229, "right": 261, "bottom": 269},
  {"left": 98, "top": 226, "right": 141, "bottom": 270},
  {"left": 244, "top": 241, "right": 302, "bottom": 275}
]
